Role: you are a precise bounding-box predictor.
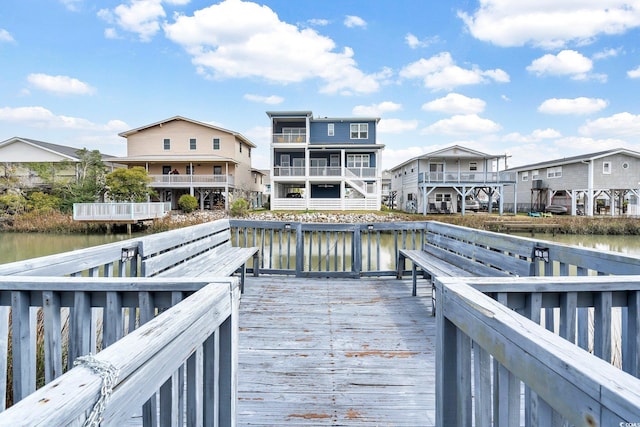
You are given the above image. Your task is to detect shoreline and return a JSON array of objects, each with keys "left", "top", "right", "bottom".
[{"left": 1, "top": 209, "right": 639, "bottom": 235}]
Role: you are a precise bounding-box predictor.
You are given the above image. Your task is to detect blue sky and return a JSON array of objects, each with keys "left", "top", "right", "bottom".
[{"left": 2, "top": 0, "right": 640, "bottom": 170}]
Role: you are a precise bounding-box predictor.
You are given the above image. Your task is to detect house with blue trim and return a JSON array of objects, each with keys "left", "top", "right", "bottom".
[{"left": 267, "top": 111, "right": 383, "bottom": 211}]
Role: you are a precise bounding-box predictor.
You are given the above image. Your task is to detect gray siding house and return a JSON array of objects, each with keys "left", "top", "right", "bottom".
[
  {"left": 503, "top": 148, "right": 640, "bottom": 216},
  {"left": 388, "top": 145, "right": 514, "bottom": 215}
]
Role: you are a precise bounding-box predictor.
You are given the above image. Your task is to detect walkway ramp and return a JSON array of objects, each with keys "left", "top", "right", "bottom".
[{"left": 238, "top": 276, "right": 436, "bottom": 426}]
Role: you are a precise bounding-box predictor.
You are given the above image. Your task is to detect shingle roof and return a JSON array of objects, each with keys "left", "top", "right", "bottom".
[
  {"left": 505, "top": 148, "right": 640, "bottom": 171},
  {"left": 0, "top": 137, "right": 117, "bottom": 161}
]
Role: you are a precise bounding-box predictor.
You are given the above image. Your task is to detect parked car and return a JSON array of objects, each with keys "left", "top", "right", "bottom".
[
  {"left": 545, "top": 204, "right": 568, "bottom": 214},
  {"left": 458, "top": 196, "right": 480, "bottom": 212}
]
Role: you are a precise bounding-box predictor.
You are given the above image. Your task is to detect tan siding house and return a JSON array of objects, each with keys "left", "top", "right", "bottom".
[{"left": 117, "top": 116, "right": 262, "bottom": 210}]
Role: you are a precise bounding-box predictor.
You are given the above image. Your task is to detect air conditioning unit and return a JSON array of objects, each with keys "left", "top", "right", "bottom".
[{"left": 532, "top": 179, "right": 544, "bottom": 189}]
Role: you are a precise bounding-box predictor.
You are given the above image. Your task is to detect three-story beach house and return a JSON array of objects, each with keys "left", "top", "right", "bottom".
[
  {"left": 117, "top": 116, "right": 263, "bottom": 210},
  {"left": 267, "top": 111, "right": 383, "bottom": 211},
  {"left": 389, "top": 145, "right": 515, "bottom": 215}
]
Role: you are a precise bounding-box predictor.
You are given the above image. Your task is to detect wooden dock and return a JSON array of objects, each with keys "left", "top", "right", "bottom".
[{"left": 237, "top": 276, "right": 436, "bottom": 426}]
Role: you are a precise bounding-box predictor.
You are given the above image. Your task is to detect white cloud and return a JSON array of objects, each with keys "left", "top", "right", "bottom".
[
  {"left": 554, "top": 136, "right": 629, "bottom": 153},
  {"left": 422, "top": 93, "right": 486, "bottom": 114},
  {"left": 538, "top": 97, "right": 608, "bottom": 115},
  {"left": 59, "top": 0, "right": 82, "bottom": 12},
  {"left": 503, "top": 128, "right": 562, "bottom": 143},
  {"left": 104, "top": 28, "right": 120, "bottom": 39},
  {"left": 400, "top": 52, "right": 509, "bottom": 91},
  {"left": 592, "top": 47, "right": 623, "bottom": 60},
  {"left": 405, "top": 33, "right": 438, "bottom": 49},
  {"left": 352, "top": 101, "right": 401, "bottom": 116},
  {"left": 526, "top": 50, "right": 593, "bottom": 79},
  {"left": 579, "top": 112, "right": 640, "bottom": 138},
  {"left": 0, "top": 106, "right": 128, "bottom": 132},
  {"left": 0, "top": 29, "right": 14, "bottom": 43},
  {"left": 458, "top": 1, "right": 640, "bottom": 49},
  {"left": 308, "top": 18, "right": 329, "bottom": 27},
  {"left": 628, "top": 66, "right": 640, "bottom": 78},
  {"left": 344, "top": 15, "right": 366, "bottom": 28},
  {"left": 422, "top": 114, "right": 501, "bottom": 135},
  {"left": 27, "top": 73, "right": 96, "bottom": 96},
  {"left": 378, "top": 119, "right": 419, "bottom": 134},
  {"left": 163, "top": 1, "right": 381, "bottom": 95},
  {"left": 98, "top": 0, "right": 166, "bottom": 42},
  {"left": 243, "top": 94, "right": 284, "bottom": 105}
]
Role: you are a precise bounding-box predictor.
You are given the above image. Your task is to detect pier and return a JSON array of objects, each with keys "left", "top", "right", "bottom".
[{"left": 0, "top": 219, "right": 638, "bottom": 426}]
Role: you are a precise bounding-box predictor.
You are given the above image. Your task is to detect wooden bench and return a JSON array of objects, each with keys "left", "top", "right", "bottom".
[
  {"left": 397, "top": 221, "right": 536, "bottom": 314},
  {"left": 139, "top": 218, "right": 259, "bottom": 293}
]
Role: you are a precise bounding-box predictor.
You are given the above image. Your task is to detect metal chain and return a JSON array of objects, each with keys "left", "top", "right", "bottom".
[{"left": 73, "top": 354, "right": 119, "bottom": 427}]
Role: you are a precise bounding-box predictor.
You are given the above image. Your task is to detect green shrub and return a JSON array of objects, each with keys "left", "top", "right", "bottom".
[
  {"left": 230, "top": 198, "right": 249, "bottom": 217},
  {"left": 0, "top": 193, "right": 27, "bottom": 214},
  {"left": 26, "top": 191, "right": 62, "bottom": 213},
  {"left": 178, "top": 194, "right": 198, "bottom": 213}
]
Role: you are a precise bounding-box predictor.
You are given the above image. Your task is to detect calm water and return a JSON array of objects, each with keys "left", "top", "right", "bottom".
[
  {"left": 0, "top": 232, "right": 140, "bottom": 264},
  {"left": 0, "top": 230, "right": 639, "bottom": 266}
]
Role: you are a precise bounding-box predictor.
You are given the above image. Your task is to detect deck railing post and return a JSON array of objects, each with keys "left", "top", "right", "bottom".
[
  {"left": 295, "top": 223, "right": 304, "bottom": 277},
  {"left": 352, "top": 227, "right": 362, "bottom": 275},
  {"left": 435, "top": 280, "right": 459, "bottom": 427}
]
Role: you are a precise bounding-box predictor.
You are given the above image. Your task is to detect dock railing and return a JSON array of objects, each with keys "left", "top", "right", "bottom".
[
  {"left": 0, "top": 277, "right": 239, "bottom": 426},
  {"left": 229, "top": 219, "right": 426, "bottom": 277},
  {"left": 436, "top": 275, "right": 640, "bottom": 426},
  {"left": 1, "top": 219, "right": 640, "bottom": 423}
]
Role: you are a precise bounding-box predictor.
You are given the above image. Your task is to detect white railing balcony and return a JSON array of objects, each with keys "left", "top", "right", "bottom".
[
  {"left": 73, "top": 202, "right": 172, "bottom": 222},
  {"left": 148, "top": 174, "right": 234, "bottom": 186},
  {"left": 347, "top": 167, "right": 377, "bottom": 178},
  {"left": 273, "top": 166, "right": 305, "bottom": 177},
  {"left": 272, "top": 133, "right": 307, "bottom": 143},
  {"left": 418, "top": 171, "right": 516, "bottom": 184},
  {"left": 309, "top": 166, "right": 341, "bottom": 177}
]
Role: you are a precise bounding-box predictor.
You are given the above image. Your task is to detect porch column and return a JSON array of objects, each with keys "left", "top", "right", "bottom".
[{"left": 586, "top": 160, "right": 594, "bottom": 216}]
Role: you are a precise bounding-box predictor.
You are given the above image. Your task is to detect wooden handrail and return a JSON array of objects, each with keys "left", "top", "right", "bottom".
[{"left": 0, "top": 278, "right": 239, "bottom": 426}]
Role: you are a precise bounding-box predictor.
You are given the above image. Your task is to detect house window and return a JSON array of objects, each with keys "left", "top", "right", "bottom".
[
  {"left": 213, "top": 138, "right": 220, "bottom": 150},
  {"left": 190, "top": 138, "right": 196, "bottom": 150},
  {"left": 469, "top": 162, "right": 477, "bottom": 171},
  {"left": 435, "top": 193, "right": 452, "bottom": 202},
  {"left": 347, "top": 154, "right": 370, "bottom": 168},
  {"left": 603, "top": 161, "right": 611, "bottom": 174},
  {"left": 280, "top": 154, "right": 290, "bottom": 167},
  {"left": 522, "top": 172, "right": 529, "bottom": 182},
  {"left": 531, "top": 169, "right": 540, "bottom": 180},
  {"left": 547, "top": 166, "right": 562, "bottom": 178},
  {"left": 163, "top": 139, "right": 170, "bottom": 150},
  {"left": 328, "top": 123, "right": 334, "bottom": 136},
  {"left": 248, "top": 148, "right": 251, "bottom": 158},
  {"left": 239, "top": 142, "right": 242, "bottom": 153},
  {"left": 350, "top": 123, "right": 368, "bottom": 139},
  {"left": 214, "top": 166, "right": 222, "bottom": 175},
  {"left": 623, "top": 162, "right": 629, "bottom": 169},
  {"left": 186, "top": 165, "right": 194, "bottom": 175}
]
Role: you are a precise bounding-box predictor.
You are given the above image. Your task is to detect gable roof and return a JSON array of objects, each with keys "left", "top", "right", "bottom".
[
  {"left": 0, "top": 137, "right": 117, "bottom": 161},
  {"left": 389, "top": 145, "right": 505, "bottom": 171},
  {"left": 505, "top": 148, "right": 640, "bottom": 171},
  {"left": 118, "top": 116, "right": 257, "bottom": 148}
]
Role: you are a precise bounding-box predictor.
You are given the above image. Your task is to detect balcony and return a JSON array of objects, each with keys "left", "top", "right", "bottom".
[
  {"left": 148, "top": 174, "right": 234, "bottom": 187},
  {"left": 418, "top": 171, "right": 516, "bottom": 184},
  {"left": 272, "top": 133, "right": 307, "bottom": 143},
  {"left": 272, "top": 166, "right": 378, "bottom": 178}
]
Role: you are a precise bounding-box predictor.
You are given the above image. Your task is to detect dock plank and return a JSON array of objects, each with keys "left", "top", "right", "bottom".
[{"left": 238, "top": 276, "right": 435, "bottom": 426}]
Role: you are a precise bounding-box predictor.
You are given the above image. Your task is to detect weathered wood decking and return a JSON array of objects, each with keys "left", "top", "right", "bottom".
[{"left": 237, "top": 276, "right": 435, "bottom": 426}]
